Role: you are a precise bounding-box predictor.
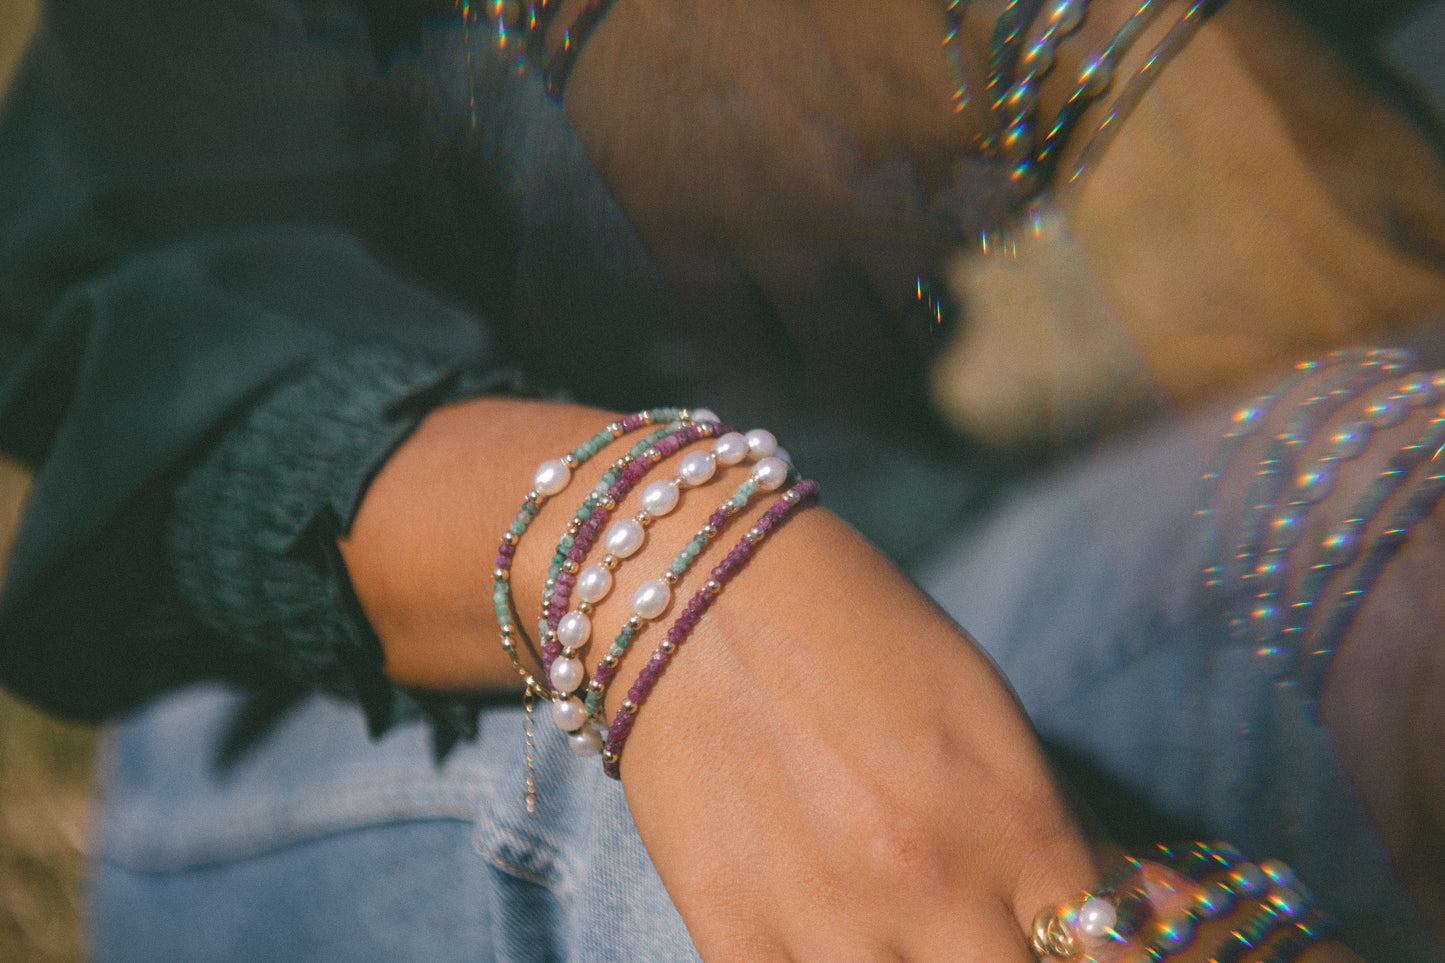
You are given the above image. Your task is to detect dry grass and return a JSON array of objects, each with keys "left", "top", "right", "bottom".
[
  {"left": 0, "top": 692, "right": 95, "bottom": 963},
  {"left": 0, "top": 0, "right": 38, "bottom": 94},
  {"left": 1, "top": 6, "right": 96, "bottom": 961},
  {"left": 0, "top": 458, "right": 94, "bottom": 963}
]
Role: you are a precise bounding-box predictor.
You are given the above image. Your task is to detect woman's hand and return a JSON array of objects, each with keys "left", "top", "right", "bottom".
[{"left": 343, "top": 396, "right": 1107, "bottom": 956}]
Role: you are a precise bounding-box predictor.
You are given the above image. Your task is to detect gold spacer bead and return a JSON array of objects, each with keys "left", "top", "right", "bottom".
[
  {"left": 494, "top": 568, "right": 509, "bottom": 582},
  {"left": 526, "top": 489, "right": 542, "bottom": 503},
  {"left": 601, "top": 496, "right": 617, "bottom": 512},
  {"left": 635, "top": 510, "right": 653, "bottom": 527},
  {"left": 502, "top": 531, "right": 519, "bottom": 546},
  {"left": 662, "top": 571, "right": 680, "bottom": 586},
  {"left": 1030, "top": 907, "right": 1082, "bottom": 960},
  {"left": 577, "top": 601, "right": 592, "bottom": 615},
  {"left": 701, "top": 524, "right": 718, "bottom": 538},
  {"left": 601, "top": 654, "right": 619, "bottom": 669},
  {"left": 587, "top": 680, "right": 605, "bottom": 693},
  {"left": 562, "top": 453, "right": 580, "bottom": 468},
  {"left": 704, "top": 580, "right": 721, "bottom": 595},
  {"left": 659, "top": 640, "right": 676, "bottom": 654},
  {"left": 621, "top": 700, "right": 638, "bottom": 715},
  {"left": 562, "top": 560, "right": 580, "bottom": 574},
  {"left": 627, "top": 616, "right": 643, "bottom": 630},
  {"left": 602, "top": 555, "right": 620, "bottom": 570},
  {"left": 602, "top": 750, "right": 619, "bottom": 764}
]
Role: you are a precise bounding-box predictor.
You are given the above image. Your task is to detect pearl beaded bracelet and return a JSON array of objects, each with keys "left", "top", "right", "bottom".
[
  {"left": 1199, "top": 352, "right": 1445, "bottom": 703},
  {"left": 494, "top": 408, "right": 697, "bottom": 692},
  {"left": 538, "top": 418, "right": 732, "bottom": 679},
  {"left": 976, "top": 0, "right": 1230, "bottom": 232},
  {"left": 1241, "top": 366, "right": 1430, "bottom": 670},
  {"left": 548, "top": 448, "right": 797, "bottom": 754}
]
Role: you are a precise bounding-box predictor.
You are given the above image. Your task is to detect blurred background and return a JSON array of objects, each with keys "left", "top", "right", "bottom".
[{"left": 0, "top": 5, "right": 95, "bottom": 963}]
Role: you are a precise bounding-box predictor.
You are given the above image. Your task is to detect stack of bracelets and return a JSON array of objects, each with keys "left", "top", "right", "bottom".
[
  {"left": 460, "top": 0, "right": 1236, "bottom": 296},
  {"left": 491, "top": 407, "right": 818, "bottom": 782},
  {"left": 1032, "top": 841, "right": 1335, "bottom": 960},
  {"left": 462, "top": 0, "right": 619, "bottom": 95},
  {"left": 1198, "top": 350, "right": 1445, "bottom": 710},
  {"left": 964, "top": 0, "right": 1233, "bottom": 233}
]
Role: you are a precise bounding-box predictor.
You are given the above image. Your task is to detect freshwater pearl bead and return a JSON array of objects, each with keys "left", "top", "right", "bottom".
[
  {"left": 1077, "top": 56, "right": 1113, "bottom": 96},
  {"left": 605, "top": 518, "right": 646, "bottom": 558},
  {"left": 774, "top": 446, "right": 791, "bottom": 465},
  {"left": 640, "top": 479, "right": 680, "bottom": 516},
  {"left": 1149, "top": 913, "right": 1194, "bottom": 952},
  {"left": 1047, "top": 0, "right": 1083, "bottom": 33},
  {"left": 1401, "top": 375, "right": 1439, "bottom": 405},
  {"left": 1320, "top": 521, "right": 1362, "bottom": 567},
  {"left": 678, "top": 450, "right": 716, "bottom": 486},
  {"left": 1268, "top": 888, "right": 1307, "bottom": 921},
  {"left": 1261, "top": 859, "right": 1301, "bottom": 891},
  {"left": 1019, "top": 39, "right": 1054, "bottom": 77},
  {"left": 1000, "top": 119, "right": 1032, "bottom": 161},
  {"left": 568, "top": 727, "right": 604, "bottom": 756},
  {"left": 1265, "top": 508, "right": 1305, "bottom": 551},
  {"left": 745, "top": 429, "right": 777, "bottom": 459},
  {"left": 713, "top": 432, "right": 749, "bottom": 466},
  {"left": 1194, "top": 880, "right": 1236, "bottom": 920},
  {"left": 1250, "top": 602, "right": 1282, "bottom": 645},
  {"left": 1076, "top": 897, "right": 1116, "bottom": 939},
  {"left": 1003, "top": 79, "right": 1037, "bottom": 115},
  {"left": 633, "top": 578, "right": 672, "bottom": 620},
  {"left": 1365, "top": 393, "right": 1407, "bottom": 428},
  {"left": 753, "top": 456, "right": 789, "bottom": 492},
  {"left": 533, "top": 458, "right": 570, "bottom": 496},
  {"left": 690, "top": 407, "right": 720, "bottom": 423},
  {"left": 552, "top": 697, "right": 587, "bottom": 732},
  {"left": 576, "top": 564, "right": 613, "bottom": 603},
  {"left": 557, "top": 611, "right": 591, "bottom": 648},
  {"left": 1293, "top": 466, "right": 1334, "bottom": 503},
  {"left": 1230, "top": 863, "right": 1269, "bottom": 896},
  {"left": 549, "top": 656, "right": 584, "bottom": 694},
  {"left": 1327, "top": 421, "right": 1369, "bottom": 460}
]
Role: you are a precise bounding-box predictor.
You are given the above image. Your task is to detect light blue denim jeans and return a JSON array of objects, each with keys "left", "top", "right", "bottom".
[{"left": 93, "top": 685, "right": 700, "bottom": 962}]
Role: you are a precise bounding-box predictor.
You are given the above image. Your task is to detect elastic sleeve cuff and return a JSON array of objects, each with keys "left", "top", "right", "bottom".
[{"left": 166, "top": 347, "right": 520, "bottom": 739}]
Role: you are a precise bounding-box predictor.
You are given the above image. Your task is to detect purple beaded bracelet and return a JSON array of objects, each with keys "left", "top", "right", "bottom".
[{"left": 600, "top": 478, "right": 820, "bottom": 779}]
